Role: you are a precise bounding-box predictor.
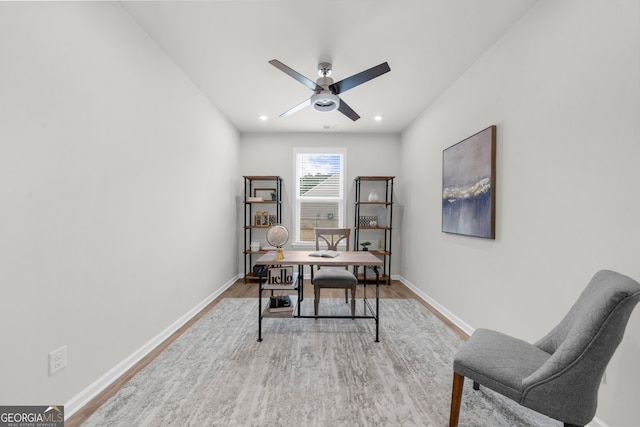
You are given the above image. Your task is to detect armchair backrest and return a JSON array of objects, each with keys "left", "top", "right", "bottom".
[
  {"left": 315, "top": 228, "right": 351, "bottom": 251},
  {"left": 522, "top": 270, "right": 640, "bottom": 424},
  {"left": 534, "top": 269, "right": 640, "bottom": 358}
]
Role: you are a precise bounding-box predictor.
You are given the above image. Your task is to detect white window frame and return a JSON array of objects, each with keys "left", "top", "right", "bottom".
[{"left": 293, "top": 147, "right": 347, "bottom": 246}]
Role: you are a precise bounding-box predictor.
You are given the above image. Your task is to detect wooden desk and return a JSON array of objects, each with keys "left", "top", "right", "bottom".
[{"left": 255, "top": 250, "right": 383, "bottom": 342}]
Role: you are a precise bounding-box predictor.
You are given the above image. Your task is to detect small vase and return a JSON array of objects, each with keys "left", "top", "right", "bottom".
[{"left": 368, "top": 189, "right": 379, "bottom": 202}]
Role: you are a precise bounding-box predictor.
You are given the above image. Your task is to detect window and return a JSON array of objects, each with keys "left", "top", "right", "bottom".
[{"left": 294, "top": 148, "right": 346, "bottom": 245}]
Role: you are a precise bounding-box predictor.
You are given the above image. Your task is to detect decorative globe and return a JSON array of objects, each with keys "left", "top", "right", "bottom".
[{"left": 266, "top": 225, "right": 289, "bottom": 260}]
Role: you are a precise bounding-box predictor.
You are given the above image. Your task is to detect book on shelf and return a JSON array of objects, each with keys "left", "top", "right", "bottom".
[
  {"left": 269, "top": 295, "right": 294, "bottom": 313},
  {"left": 308, "top": 250, "right": 340, "bottom": 258}
]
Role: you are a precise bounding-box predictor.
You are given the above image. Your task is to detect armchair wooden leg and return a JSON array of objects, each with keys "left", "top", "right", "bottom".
[
  {"left": 350, "top": 286, "right": 356, "bottom": 319},
  {"left": 314, "top": 286, "right": 320, "bottom": 316},
  {"left": 449, "top": 372, "right": 465, "bottom": 427}
]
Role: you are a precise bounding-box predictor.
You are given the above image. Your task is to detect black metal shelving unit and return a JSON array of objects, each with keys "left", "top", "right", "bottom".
[
  {"left": 243, "top": 176, "right": 282, "bottom": 282},
  {"left": 353, "top": 176, "right": 394, "bottom": 284}
]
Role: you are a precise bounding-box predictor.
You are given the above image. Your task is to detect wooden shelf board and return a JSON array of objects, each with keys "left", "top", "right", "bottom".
[
  {"left": 355, "top": 201, "right": 392, "bottom": 205},
  {"left": 262, "top": 284, "right": 298, "bottom": 291},
  {"left": 244, "top": 175, "right": 282, "bottom": 180},
  {"left": 245, "top": 200, "right": 280, "bottom": 204},
  {"left": 366, "top": 250, "right": 391, "bottom": 256},
  {"left": 262, "top": 300, "right": 298, "bottom": 318},
  {"left": 355, "top": 176, "right": 395, "bottom": 181}
]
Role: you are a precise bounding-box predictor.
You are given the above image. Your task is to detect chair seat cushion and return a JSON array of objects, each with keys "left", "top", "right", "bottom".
[
  {"left": 454, "top": 328, "right": 551, "bottom": 402},
  {"left": 313, "top": 268, "right": 357, "bottom": 287}
]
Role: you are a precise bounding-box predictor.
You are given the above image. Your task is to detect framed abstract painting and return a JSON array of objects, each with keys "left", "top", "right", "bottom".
[{"left": 442, "top": 125, "right": 496, "bottom": 239}]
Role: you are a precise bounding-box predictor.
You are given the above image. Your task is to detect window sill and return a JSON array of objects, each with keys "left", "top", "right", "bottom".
[{"left": 292, "top": 243, "right": 348, "bottom": 250}]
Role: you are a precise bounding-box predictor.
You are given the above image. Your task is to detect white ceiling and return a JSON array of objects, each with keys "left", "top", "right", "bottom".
[{"left": 122, "top": 0, "right": 537, "bottom": 134}]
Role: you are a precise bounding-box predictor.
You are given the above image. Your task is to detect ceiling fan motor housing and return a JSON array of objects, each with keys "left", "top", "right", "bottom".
[
  {"left": 311, "top": 91, "right": 340, "bottom": 112},
  {"left": 318, "top": 62, "right": 332, "bottom": 77}
]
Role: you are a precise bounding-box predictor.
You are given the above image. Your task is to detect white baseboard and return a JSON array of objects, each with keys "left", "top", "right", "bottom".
[
  {"left": 587, "top": 417, "right": 608, "bottom": 427},
  {"left": 397, "top": 275, "right": 474, "bottom": 336},
  {"left": 64, "top": 274, "right": 242, "bottom": 420}
]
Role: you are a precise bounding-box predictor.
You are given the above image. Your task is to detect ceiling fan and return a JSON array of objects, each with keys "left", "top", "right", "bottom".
[{"left": 269, "top": 59, "right": 391, "bottom": 121}]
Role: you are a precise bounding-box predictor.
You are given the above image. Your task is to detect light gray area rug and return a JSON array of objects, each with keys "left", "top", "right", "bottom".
[{"left": 82, "top": 298, "right": 559, "bottom": 426}]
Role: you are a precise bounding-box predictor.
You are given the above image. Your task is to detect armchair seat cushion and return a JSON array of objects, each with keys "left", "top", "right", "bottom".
[
  {"left": 313, "top": 268, "right": 357, "bottom": 287},
  {"left": 454, "top": 328, "right": 551, "bottom": 402}
]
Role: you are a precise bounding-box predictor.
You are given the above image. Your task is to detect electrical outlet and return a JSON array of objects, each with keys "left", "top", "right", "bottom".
[{"left": 48, "top": 345, "right": 67, "bottom": 376}]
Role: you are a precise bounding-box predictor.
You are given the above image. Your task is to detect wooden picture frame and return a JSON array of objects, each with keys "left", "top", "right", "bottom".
[
  {"left": 442, "top": 125, "right": 496, "bottom": 239},
  {"left": 254, "top": 188, "right": 276, "bottom": 201},
  {"left": 255, "top": 211, "right": 270, "bottom": 227}
]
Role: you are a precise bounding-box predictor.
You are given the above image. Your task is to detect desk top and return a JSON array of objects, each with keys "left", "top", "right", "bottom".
[{"left": 255, "top": 250, "right": 383, "bottom": 266}]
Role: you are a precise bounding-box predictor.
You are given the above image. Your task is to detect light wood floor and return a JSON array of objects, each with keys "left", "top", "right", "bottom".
[{"left": 66, "top": 278, "right": 467, "bottom": 426}]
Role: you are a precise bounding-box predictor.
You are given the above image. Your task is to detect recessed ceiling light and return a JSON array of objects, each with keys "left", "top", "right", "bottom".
[
  {"left": 259, "top": 115, "right": 268, "bottom": 121},
  {"left": 374, "top": 115, "right": 383, "bottom": 122}
]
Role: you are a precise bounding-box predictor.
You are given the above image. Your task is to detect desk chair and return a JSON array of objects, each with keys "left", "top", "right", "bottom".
[
  {"left": 449, "top": 270, "right": 640, "bottom": 427},
  {"left": 311, "top": 228, "right": 358, "bottom": 318}
]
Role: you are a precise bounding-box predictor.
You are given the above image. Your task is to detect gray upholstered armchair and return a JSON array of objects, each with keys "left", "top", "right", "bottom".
[{"left": 449, "top": 270, "right": 640, "bottom": 427}]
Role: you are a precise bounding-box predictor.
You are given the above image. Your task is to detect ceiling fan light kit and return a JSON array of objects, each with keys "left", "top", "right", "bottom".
[
  {"left": 269, "top": 59, "right": 390, "bottom": 122},
  {"left": 311, "top": 91, "right": 340, "bottom": 112}
]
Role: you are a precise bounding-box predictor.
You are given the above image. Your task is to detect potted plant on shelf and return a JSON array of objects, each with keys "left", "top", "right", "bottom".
[
  {"left": 270, "top": 190, "right": 278, "bottom": 201},
  {"left": 360, "top": 241, "right": 371, "bottom": 251}
]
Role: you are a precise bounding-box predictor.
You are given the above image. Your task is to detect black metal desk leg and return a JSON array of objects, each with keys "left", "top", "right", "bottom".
[
  {"left": 374, "top": 266, "right": 380, "bottom": 342},
  {"left": 297, "top": 264, "right": 303, "bottom": 316},
  {"left": 257, "top": 265, "right": 267, "bottom": 342},
  {"left": 363, "top": 267, "right": 367, "bottom": 312}
]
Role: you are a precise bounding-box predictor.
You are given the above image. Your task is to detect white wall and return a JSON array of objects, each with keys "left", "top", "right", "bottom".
[
  {"left": 400, "top": 0, "right": 640, "bottom": 425},
  {"left": 0, "top": 2, "right": 239, "bottom": 409},
  {"left": 3, "top": 1, "right": 636, "bottom": 424},
  {"left": 238, "top": 132, "right": 401, "bottom": 277}
]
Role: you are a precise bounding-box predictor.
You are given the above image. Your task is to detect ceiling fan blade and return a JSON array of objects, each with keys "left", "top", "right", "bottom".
[
  {"left": 269, "top": 59, "right": 323, "bottom": 92},
  {"left": 337, "top": 98, "right": 360, "bottom": 121},
  {"left": 279, "top": 98, "right": 311, "bottom": 117},
  {"left": 329, "top": 62, "right": 391, "bottom": 95}
]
